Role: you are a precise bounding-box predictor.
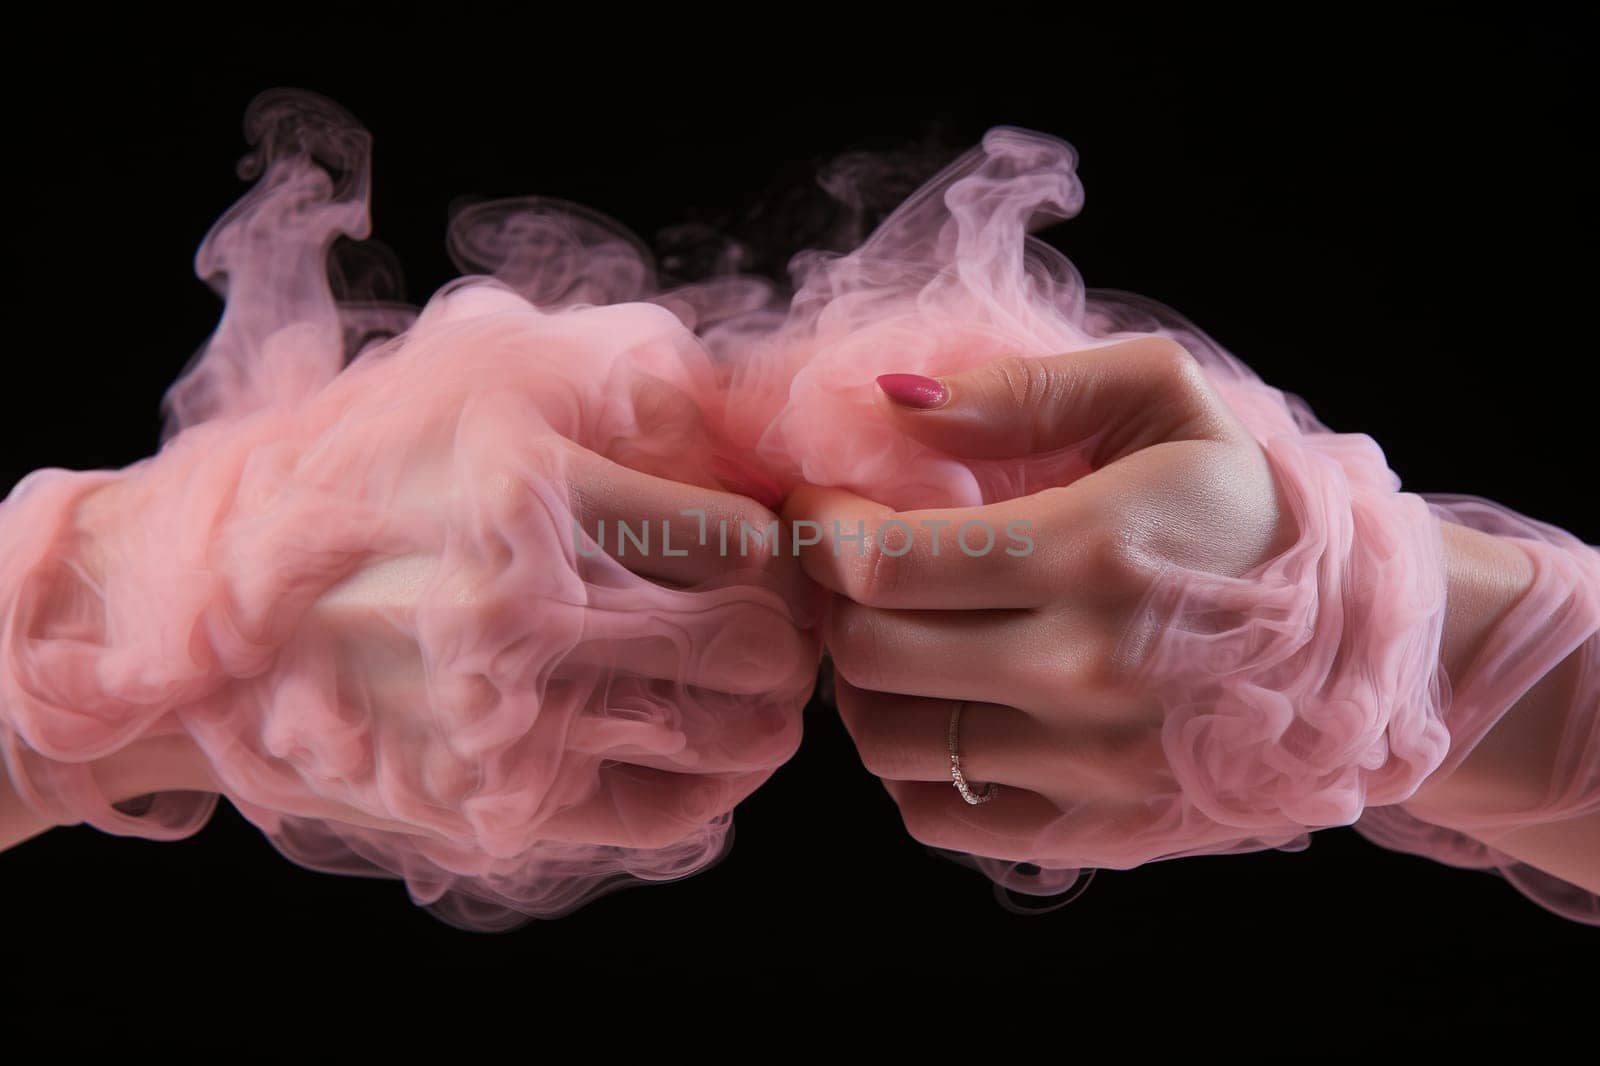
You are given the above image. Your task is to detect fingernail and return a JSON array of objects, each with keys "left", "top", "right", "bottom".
[
  {"left": 876, "top": 373, "right": 948, "bottom": 410},
  {"left": 708, "top": 456, "right": 784, "bottom": 511}
]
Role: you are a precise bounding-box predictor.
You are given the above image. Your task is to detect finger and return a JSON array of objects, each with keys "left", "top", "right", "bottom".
[
  {"left": 781, "top": 483, "right": 1069, "bottom": 609},
  {"left": 565, "top": 448, "right": 808, "bottom": 604},
  {"left": 538, "top": 764, "right": 758, "bottom": 851},
  {"left": 420, "top": 560, "right": 815, "bottom": 702},
  {"left": 888, "top": 780, "right": 1270, "bottom": 867},
  {"left": 616, "top": 374, "right": 786, "bottom": 511},
  {"left": 564, "top": 681, "right": 805, "bottom": 775},
  {"left": 826, "top": 598, "right": 1112, "bottom": 710},
  {"left": 874, "top": 337, "right": 1244, "bottom": 463},
  {"left": 794, "top": 433, "right": 1285, "bottom": 617},
  {"left": 571, "top": 589, "right": 817, "bottom": 696},
  {"left": 884, "top": 779, "right": 1163, "bottom": 864},
  {"left": 834, "top": 676, "right": 1045, "bottom": 786},
  {"left": 837, "top": 680, "right": 1165, "bottom": 802},
  {"left": 882, "top": 778, "right": 1064, "bottom": 862}
]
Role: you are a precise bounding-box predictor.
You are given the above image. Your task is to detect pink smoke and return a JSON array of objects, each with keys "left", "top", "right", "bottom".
[{"left": 5, "top": 87, "right": 1590, "bottom": 928}]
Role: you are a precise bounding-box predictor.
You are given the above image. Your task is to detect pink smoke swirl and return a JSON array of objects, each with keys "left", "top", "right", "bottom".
[
  {"left": 0, "top": 92, "right": 820, "bottom": 929},
  {"left": 1, "top": 90, "right": 1595, "bottom": 927}
]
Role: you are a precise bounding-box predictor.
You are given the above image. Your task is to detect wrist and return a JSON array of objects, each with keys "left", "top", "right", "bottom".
[
  {"left": 1435, "top": 521, "right": 1536, "bottom": 684},
  {"left": 1411, "top": 521, "right": 1593, "bottom": 823},
  {"left": 1, "top": 463, "right": 222, "bottom": 841}
]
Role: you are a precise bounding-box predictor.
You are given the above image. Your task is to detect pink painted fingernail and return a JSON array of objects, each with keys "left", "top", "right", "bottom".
[{"left": 876, "top": 373, "right": 948, "bottom": 409}]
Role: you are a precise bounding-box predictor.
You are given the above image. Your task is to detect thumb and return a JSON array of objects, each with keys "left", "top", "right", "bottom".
[{"left": 874, "top": 337, "right": 1230, "bottom": 462}]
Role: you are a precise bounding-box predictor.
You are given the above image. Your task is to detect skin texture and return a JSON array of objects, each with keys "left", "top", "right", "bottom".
[{"left": 783, "top": 340, "right": 1599, "bottom": 895}]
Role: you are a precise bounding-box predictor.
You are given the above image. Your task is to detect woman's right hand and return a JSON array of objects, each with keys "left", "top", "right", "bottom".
[{"left": 2, "top": 294, "right": 822, "bottom": 924}]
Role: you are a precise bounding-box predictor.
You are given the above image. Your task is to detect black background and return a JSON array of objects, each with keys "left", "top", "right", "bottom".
[{"left": 5, "top": 8, "right": 1594, "bottom": 1061}]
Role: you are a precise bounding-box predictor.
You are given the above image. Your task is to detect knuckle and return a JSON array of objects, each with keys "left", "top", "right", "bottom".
[
  {"left": 1085, "top": 723, "right": 1156, "bottom": 771},
  {"left": 990, "top": 355, "right": 1056, "bottom": 415},
  {"left": 825, "top": 604, "right": 885, "bottom": 690},
  {"left": 854, "top": 736, "right": 902, "bottom": 780},
  {"left": 846, "top": 528, "right": 911, "bottom": 607},
  {"left": 1084, "top": 524, "right": 1160, "bottom": 593},
  {"left": 1024, "top": 627, "right": 1113, "bottom": 694},
  {"left": 897, "top": 802, "right": 951, "bottom": 849},
  {"left": 719, "top": 497, "right": 772, "bottom": 539},
  {"left": 1071, "top": 725, "right": 1164, "bottom": 800},
  {"left": 833, "top": 688, "right": 869, "bottom": 740},
  {"left": 842, "top": 710, "right": 916, "bottom": 781},
  {"left": 735, "top": 496, "right": 776, "bottom": 531},
  {"left": 1139, "top": 336, "right": 1195, "bottom": 378},
  {"left": 1140, "top": 338, "right": 1213, "bottom": 408},
  {"left": 721, "top": 499, "right": 782, "bottom": 564},
  {"left": 1058, "top": 627, "right": 1127, "bottom": 692}
]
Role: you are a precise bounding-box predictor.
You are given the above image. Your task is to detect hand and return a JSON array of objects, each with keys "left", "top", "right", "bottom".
[
  {"left": 282, "top": 442, "right": 818, "bottom": 852},
  {"left": 786, "top": 337, "right": 1299, "bottom": 872},
  {"left": 3, "top": 292, "right": 821, "bottom": 924},
  {"left": 788, "top": 333, "right": 1600, "bottom": 906}
]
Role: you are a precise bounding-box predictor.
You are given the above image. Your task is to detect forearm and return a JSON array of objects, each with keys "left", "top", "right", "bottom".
[
  {"left": 1408, "top": 521, "right": 1599, "bottom": 891},
  {"left": 1472, "top": 811, "right": 1600, "bottom": 894},
  {"left": 1, "top": 732, "right": 216, "bottom": 852},
  {"left": 0, "top": 456, "right": 237, "bottom": 854}
]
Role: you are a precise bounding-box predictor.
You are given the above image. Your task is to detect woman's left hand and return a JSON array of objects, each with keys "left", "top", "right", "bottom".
[{"left": 783, "top": 338, "right": 1294, "bottom": 865}]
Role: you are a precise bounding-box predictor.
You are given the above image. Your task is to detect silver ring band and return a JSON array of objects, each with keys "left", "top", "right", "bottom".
[{"left": 948, "top": 702, "right": 1000, "bottom": 806}]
